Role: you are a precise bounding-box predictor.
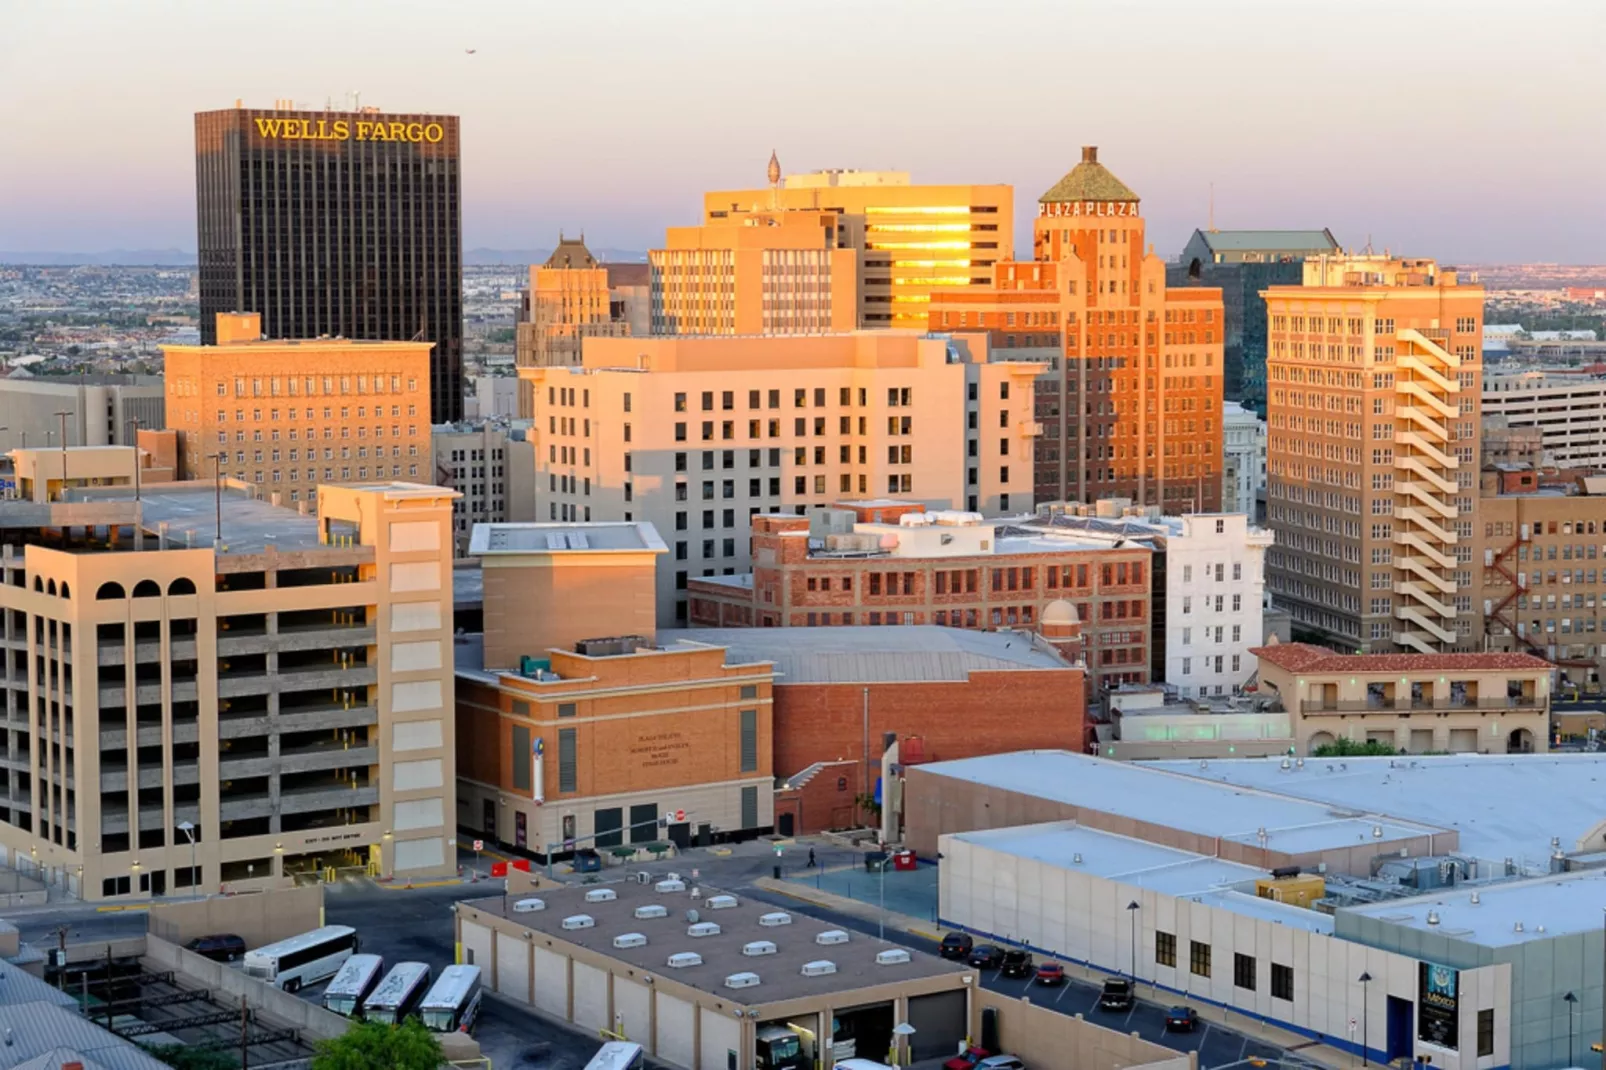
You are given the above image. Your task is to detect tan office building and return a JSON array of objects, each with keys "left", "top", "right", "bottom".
[
  {"left": 1264, "top": 256, "right": 1484, "bottom": 652},
  {"left": 703, "top": 161, "right": 1012, "bottom": 329},
  {"left": 651, "top": 210, "right": 858, "bottom": 336},
  {"left": 162, "top": 312, "right": 433, "bottom": 494},
  {"left": 520, "top": 332, "right": 1042, "bottom": 624},
  {"left": 0, "top": 475, "right": 459, "bottom": 900}
]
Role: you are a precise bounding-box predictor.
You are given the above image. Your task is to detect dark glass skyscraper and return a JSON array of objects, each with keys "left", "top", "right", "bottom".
[{"left": 195, "top": 105, "right": 463, "bottom": 423}]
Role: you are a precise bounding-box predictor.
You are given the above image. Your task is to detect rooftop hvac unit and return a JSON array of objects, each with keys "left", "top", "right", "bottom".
[
  {"left": 655, "top": 878, "right": 687, "bottom": 893},
  {"left": 815, "top": 930, "right": 850, "bottom": 946},
  {"left": 743, "top": 940, "right": 777, "bottom": 957},
  {"left": 613, "top": 933, "right": 648, "bottom": 949},
  {"left": 758, "top": 912, "right": 793, "bottom": 927},
  {"left": 585, "top": 888, "right": 618, "bottom": 903},
  {"left": 667, "top": 952, "right": 703, "bottom": 969},
  {"left": 725, "top": 971, "right": 761, "bottom": 989},
  {"left": 801, "top": 960, "right": 838, "bottom": 977},
  {"left": 876, "top": 949, "right": 912, "bottom": 966},
  {"left": 513, "top": 897, "right": 546, "bottom": 913},
  {"left": 706, "top": 894, "right": 739, "bottom": 910},
  {"left": 562, "top": 914, "right": 595, "bottom": 930},
  {"left": 688, "top": 922, "right": 721, "bottom": 938},
  {"left": 635, "top": 904, "right": 669, "bottom": 920}
]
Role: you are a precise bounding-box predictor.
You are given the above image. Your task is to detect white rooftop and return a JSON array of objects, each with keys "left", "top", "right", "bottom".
[
  {"left": 1144, "top": 754, "right": 1606, "bottom": 872},
  {"left": 659, "top": 626, "right": 1070, "bottom": 683},
  {"left": 469, "top": 521, "right": 667, "bottom": 556},
  {"left": 918, "top": 751, "right": 1445, "bottom": 852},
  {"left": 1344, "top": 869, "right": 1606, "bottom": 946}
]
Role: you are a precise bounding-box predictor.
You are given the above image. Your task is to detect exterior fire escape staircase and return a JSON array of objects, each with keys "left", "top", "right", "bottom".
[{"left": 1483, "top": 531, "right": 1594, "bottom": 667}]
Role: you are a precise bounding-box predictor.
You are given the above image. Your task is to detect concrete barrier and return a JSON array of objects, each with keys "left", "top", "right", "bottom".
[
  {"left": 974, "top": 988, "right": 1194, "bottom": 1070},
  {"left": 0, "top": 888, "right": 47, "bottom": 909},
  {"left": 144, "top": 933, "right": 352, "bottom": 1042},
  {"left": 148, "top": 883, "right": 325, "bottom": 950}
]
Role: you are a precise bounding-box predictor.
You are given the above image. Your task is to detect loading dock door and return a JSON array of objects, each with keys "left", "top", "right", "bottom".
[
  {"left": 906, "top": 990, "right": 967, "bottom": 1061},
  {"left": 833, "top": 1002, "right": 893, "bottom": 1065}
]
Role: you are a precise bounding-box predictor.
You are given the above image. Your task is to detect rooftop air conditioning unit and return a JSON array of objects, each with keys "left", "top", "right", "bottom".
[
  {"left": 655, "top": 879, "right": 687, "bottom": 893},
  {"left": 725, "top": 972, "right": 761, "bottom": 989},
  {"left": 635, "top": 904, "right": 669, "bottom": 920},
  {"left": 801, "top": 960, "right": 838, "bottom": 977},
  {"left": 758, "top": 912, "right": 793, "bottom": 927},
  {"left": 667, "top": 952, "right": 702, "bottom": 969},
  {"left": 706, "top": 894, "right": 739, "bottom": 910},
  {"left": 513, "top": 898, "right": 546, "bottom": 913},
  {"left": 743, "top": 941, "right": 777, "bottom": 957},
  {"left": 688, "top": 922, "right": 721, "bottom": 938},
  {"left": 613, "top": 933, "right": 648, "bottom": 949},
  {"left": 815, "top": 930, "right": 850, "bottom": 946},
  {"left": 562, "top": 914, "right": 595, "bottom": 930},
  {"left": 876, "top": 949, "right": 912, "bottom": 966},
  {"left": 585, "top": 888, "right": 618, "bottom": 903}
]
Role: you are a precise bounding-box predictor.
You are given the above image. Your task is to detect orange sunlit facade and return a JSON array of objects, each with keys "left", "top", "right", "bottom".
[{"left": 929, "top": 147, "right": 1224, "bottom": 512}]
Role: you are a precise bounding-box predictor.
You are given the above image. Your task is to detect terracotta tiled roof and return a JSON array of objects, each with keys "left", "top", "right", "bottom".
[{"left": 1251, "top": 642, "right": 1552, "bottom": 675}]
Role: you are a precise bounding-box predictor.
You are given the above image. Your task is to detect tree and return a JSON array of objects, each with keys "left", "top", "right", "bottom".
[
  {"left": 312, "top": 1020, "right": 443, "bottom": 1070},
  {"left": 1311, "top": 738, "right": 1398, "bottom": 757},
  {"left": 143, "top": 1044, "right": 239, "bottom": 1070}
]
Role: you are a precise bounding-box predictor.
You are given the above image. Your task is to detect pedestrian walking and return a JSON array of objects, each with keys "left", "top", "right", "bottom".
[{"left": 807, "top": 848, "right": 817, "bottom": 868}]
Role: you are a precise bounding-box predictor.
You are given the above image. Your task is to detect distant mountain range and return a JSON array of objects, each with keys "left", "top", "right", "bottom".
[{"left": 0, "top": 248, "right": 651, "bottom": 267}]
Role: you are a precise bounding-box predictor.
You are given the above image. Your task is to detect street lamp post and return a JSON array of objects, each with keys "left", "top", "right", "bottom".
[
  {"left": 53, "top": 411, "right": 71, "bottom": 501},
  {"left": 1565, "top": 991, "right": 1578, "bottom": 1068},
  {"left": 1126, "top": 900, "right": 1140, "bottom": 986},
  {"left": 213, "top": 453, "right": 227, "bottom": 546},
  {"left": 177, "top": 821, "right": 197, "bottom": 899},
  {"left": 1358, "top": 971, "right": 1373, "bottom": 1066},
  {"left": 127, "top": 418, "right": 142, "bottom": 503}
]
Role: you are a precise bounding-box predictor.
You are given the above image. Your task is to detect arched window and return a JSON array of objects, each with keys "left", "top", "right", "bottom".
[
  {"left": 168, "top": 577, "right": 197, "bottom": 596},
  {"left": 46, "top": 579, "right": 56, "bottom": 597},
  {"left": 1188, "top": 257, "right": 1202, "bottom": 281},
  {"left": 132, "top": 580, "right": 161, "bottom": 598},
  {"left": 31, "top": 576, "right": 42, "bottom": 593},
  {"left": 58, "top": 582, "right": 69, "bottom": 600},
  {"left": 96, "top": 582, "right": 126, "bottom": 600}
]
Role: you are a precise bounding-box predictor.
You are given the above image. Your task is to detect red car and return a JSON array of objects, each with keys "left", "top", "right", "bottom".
[
  {"left": 1035, "top": 962, "right": 1066, "bottom": 986},
  {"left": 945, "top": 1047, "right": 991, "bottom": 1070}
]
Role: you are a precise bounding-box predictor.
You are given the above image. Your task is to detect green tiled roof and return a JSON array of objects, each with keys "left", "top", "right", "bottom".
[{"left": 1039, "top": 147, "right": 1139, "bottom": 204}]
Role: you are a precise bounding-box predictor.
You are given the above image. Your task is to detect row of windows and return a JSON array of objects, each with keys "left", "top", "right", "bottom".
[
  {"left": 184, "top": 375, "right": 419, "bottom": 399},
  {"left": 212, "top": 405, "right": 416, "bottom": 421}
]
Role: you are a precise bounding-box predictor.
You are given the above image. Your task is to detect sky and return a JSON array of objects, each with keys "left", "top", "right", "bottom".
[{"left": 2, "top": 0, "right": 1602, "bottom": 263}]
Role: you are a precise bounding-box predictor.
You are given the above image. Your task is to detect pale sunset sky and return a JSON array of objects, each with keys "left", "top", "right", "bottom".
[{"left": 2, "top": 0, "right": 1601, "bottom": 262}]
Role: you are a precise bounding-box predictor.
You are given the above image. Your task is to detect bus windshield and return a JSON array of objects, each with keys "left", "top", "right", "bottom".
[
  {"left": 766, "top": 1035, "right": 800, "bottom": 1060},
  {"left": 367, "top": 1007, "right": 399, "bottom": 1026},
  {"left": 421, "top": 1007, "right": 456, "bottom": 1032},
  {"left": 325, "top": 996, "right": 358, "bottom": 1017}
]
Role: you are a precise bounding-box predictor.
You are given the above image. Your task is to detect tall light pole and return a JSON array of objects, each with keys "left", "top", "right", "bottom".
[
  {"left": 1358, "top": 971, "right": 1373, "bottom": 1066},
  {"left": 53, "top": 411, "right": 71, "bottom": 501},
  {"left": 1126, "top": 900, "right": 1140, "bottom": 985},
  {"left": 861, "top": 686, "right": 870, "bottom": 827},
  {"left": 127, "top": 418, "right": 142, "bottom": 502},
  {"left": 178, "top": 821, "right": 196, "bottom": 899},
  {"left": 213, "top": 452, "right": 227, "bottom": 546},
  {"left": 1565, "top": 991, "right": 1578, "bottom": 1068}
]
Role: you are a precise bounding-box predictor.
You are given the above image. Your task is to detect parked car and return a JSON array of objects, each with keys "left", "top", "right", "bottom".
[
  {"left": 967, "top": 944, "right": 1005, "bottom": 969},
  {"left": 1000, "top": 949, "right": 1034, "bottom": 978},
  {"left": 1035, "top": 962, "right": 1066, "bottom": 986},
  {"left": 1098, "top": 977, "right": 1134, "bottom": 1011},
  {"left": 976, "top": 1057, "right": 1026, "bottom": 1070},
  {"left": 185, "top": 934, "right": 246, "bottom": 962},
  {"left": 944, "top": 1046, "right": 991, "bottom": 1070},
  {"left": 939, "top": 932, "right": 974, "bottom": 961},
  {"left": 1164, "top": 1006, "right": 1199, "bottom": 1032}
]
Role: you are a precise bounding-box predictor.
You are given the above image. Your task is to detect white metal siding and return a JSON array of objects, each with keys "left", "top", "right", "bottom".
[
  {"left": 496, "top": 932, "right": 530, "bottom": 1003},
  {"left": 655, "top": 993, "right": 695, "bottom": 1069},
  {"left": 460, "top": 921, "right": 493, "bottom": 976},
  {"left": 572, "top": 961, "right": 608, "bottom": 1033}
]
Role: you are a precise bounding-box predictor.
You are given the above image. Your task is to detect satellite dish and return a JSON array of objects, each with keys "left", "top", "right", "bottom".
[{"left": 686, "top": 909, "right": 700, "bottom": 924}]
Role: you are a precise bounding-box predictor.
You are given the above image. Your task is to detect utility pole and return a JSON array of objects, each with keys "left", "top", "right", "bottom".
[
  {"left": 127, "top": 418, "right": 142, "bottom": 503},
  {"left": 240, "top": 994, "right": 249, "bottom": 1069},
  {"left": 53, "top": 926, "right": 68, "bottom": 990},
  {"left": 53, "top": 411, "right": 71, "bottom": 501},
  {"left": 861, "top": 687, "right": 870, "bottom": 827}
]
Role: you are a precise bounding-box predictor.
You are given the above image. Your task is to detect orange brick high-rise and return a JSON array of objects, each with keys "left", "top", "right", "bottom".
[{"left": 930, "top": 147, "right": 1224, "bottom": 511}]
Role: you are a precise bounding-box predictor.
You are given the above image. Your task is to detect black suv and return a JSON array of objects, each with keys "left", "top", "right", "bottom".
[
  {"left": 939, "top": 932, "right": 974, "bottom": 960},
  {"left": 1099, "top": 977, "right": 1134, "bottom": 1011},
  {"left": 967, "top": 944, "right": 1005, "bottom": 969},
  {"left": 185, "top": 934, "right": 246, "bottom": 962},
  {"left": 1000, "top": 949, "right": 1034, "bottom": 978}
]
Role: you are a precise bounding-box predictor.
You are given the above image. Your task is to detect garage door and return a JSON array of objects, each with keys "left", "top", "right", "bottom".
[{"left": 907, "top": 990, "right": 968, "bottom": 1061}]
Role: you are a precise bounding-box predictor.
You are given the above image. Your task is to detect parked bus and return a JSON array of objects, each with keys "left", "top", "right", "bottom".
[
  {"left": 322, "top": 954, "right": 385, "bottom": 1018},
  {"left": 362, "top": 961, "right": 433, "bottom": 1025},
  {"left": 242, "top": 925, "right": 359, "bottom": 992},
  {"left": 419, "top": 964, "right": 483, "bottom": 1034},
  {"left": 585, "top": 1042, "right": 645, "bottom": 1070}
]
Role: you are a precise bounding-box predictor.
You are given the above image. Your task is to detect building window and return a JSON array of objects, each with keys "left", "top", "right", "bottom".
[
  {"left": 1271, "top": 963, "right": 1293, "bottom": 1002},
  {"left": 1477, "top": 1009, "right": 1494, "bottom": 1057},
  {"left": 1190, "top": 941, "right": 1211, "bottom": 978},
  {"left": 1233, "top": 952, "right": 1256, "bottom": 991},
  {"left": 739, "top": 709, "right": 758, "bottom": 773},
  {"left": 1155, "top": 931, "right": 1176, "bottom": 968},
  {"left": 740, "top": 684, "right": 758, "bottom": 700},
  {"left": 558, "top": 703, "right": 576, "bottom": 718},
  {"left": 558, "top": 728, "right": 577, "bottom": 793},
  {"left": 511, "top": 725, "right": 532, "bottom": 792}
]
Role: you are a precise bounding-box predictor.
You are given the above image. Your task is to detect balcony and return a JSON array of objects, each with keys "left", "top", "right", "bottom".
[{"left": 1303, "top": 697, "right": 1546, "bottom": 714}]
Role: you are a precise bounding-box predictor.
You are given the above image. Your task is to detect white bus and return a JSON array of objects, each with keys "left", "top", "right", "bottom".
[
  {"left": 585, "top": 1042, "right": 645, "bottom": 1070},
  {"left": 362, "top": 961, "right": 433, "bottom": 1025},
  {"left": 242, "top": 925, "right": 359, "bottom": 992},
  {"left": 322, "top": 954, "right": 385, "bottom": 1018},
  {"left": 419, "top": 964, "right": 483, "bottom": 1034}
]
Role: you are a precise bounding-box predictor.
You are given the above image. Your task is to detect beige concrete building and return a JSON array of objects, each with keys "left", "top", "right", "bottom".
[
  {"left": 520, "top": 332, "right": 1042, "bottom": 624},
  {"left": 0, "top": 478, "right": 459, "bottom": 900},
  {"left": 1264, "top": 256, "right": 1484, "bottom": 652},
  {"left": 704, "top": 162, "right": 1012, "bottom": 330},
  {"left": 9, "top": 444, "right": 174, "bottom": 503},
  {"left": 430, "top": 423, "right": 538, "bottom": 556},
  {"left": 0, "top": 374, "right": 165, "bottom": 452},
  {"left": 1252, "top": 642, "right": 1550, "bottom": 755},
  {"left": 163, "top": 312, "right": 433, "bottom": 494},
  {"left": 515, "top": 237, "right": 650, "bottom": 405}
]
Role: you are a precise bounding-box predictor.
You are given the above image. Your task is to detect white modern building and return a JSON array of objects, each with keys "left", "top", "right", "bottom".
[
  {"left": 465, "top": 376, "right": 519, "bottom": 421},
  {"left": 1221, "top": 401, "right": 1266, "bottom": 517},
  {"left": 1023, "top": 506, "right": 1273, "bottom": 697},
  {"left": 1483, "top": 368, "right": 1606, "bottom": 468},
  {"left": 0, "top": 374, "right": 164, "bottom": 450},
  {"left": 431, "top": 421, "right": 538, "bottom": 556}
]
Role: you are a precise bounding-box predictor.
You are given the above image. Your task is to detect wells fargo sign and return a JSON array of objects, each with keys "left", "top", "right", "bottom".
[
  {"left": 252, "top": 117, "right": 446, "bottom": 144},
  {"left": 1037, "top": 200, "right": 1139, "bottom": 218}
]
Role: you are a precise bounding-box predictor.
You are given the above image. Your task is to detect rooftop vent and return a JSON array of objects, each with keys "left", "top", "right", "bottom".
[
  {"left": 585, "top": 888, "right": 618, "bottom": 903},
  {"left": 816, "top": 930, "right": 850, "bottom": 946},
  {"left": 667, "top": 952, "right": 703, "bottom": 969},
  {"left": 1536, "top": 924, "right": 1547, "bottom": 933},
  {"left": 743, "top": 940, "right": 777, "bottom": 957},
  {"left": 562, "top": 914, "right": 595, "bottom": 931},
  {"left": 613, "top": 933, "right": 648, "bottom": 949},
  {"left": 706, "top": 894, "right": 739, "bottom": 910},
  {"left": 876, "top": 949, "right": 912, "bottom": 966},
  {"left": 1426, "top": 911, "right": 1440, "bottom": 926},
  {"left": 513, "top": 897, "right": 546, "bottom": 913},
  {"left": 801, "top": 960, "right": 838, "bottom": 977},
  {"left": 1372, "top": 825, "right": 1384, "bottom": 838},
  {"left": 1513, "top": 921, "right": 1524, "bottom": 933},
  {"left": 635, "top": 904, "right": 669, "bottom": 920},
  {"left": 725, "top": 971, "right": 761, "bottom": 989},
  {"left": 1469, "top": 892, "right": 1481, "bottom": 905},
  {"left": 1072, "top": 853, "right": 1083, "bottom": 864},
  {"left": 688, "top": 921, "right": 721, "bottom": 938},
  {"left": 655, "top": 878, "right": 687, "bottom": 893},
  {"left": 758, "top": 912, "right": 793, "bottom": 927}
]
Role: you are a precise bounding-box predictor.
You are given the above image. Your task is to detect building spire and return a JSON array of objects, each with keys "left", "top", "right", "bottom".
[{"left": 767, "top": 149, "right": 781, "bottom": 211}]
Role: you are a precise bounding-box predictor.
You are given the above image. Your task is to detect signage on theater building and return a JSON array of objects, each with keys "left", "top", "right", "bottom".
[
  {"left": 1417, "top": 961, "right": 1460, "bottom": 1050},
  {"left": 1038, "top": 200, "right": 1139, "bottom": 218}
]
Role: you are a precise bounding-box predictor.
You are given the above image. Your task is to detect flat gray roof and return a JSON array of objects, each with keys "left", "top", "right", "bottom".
[
  {"left": 917, "top": 751, "right": 1445, "bottom": 852},
  {"left": 69, "top": 482, "right": 326, "bottom": 553},
  {"left": 1144, "top": 754, "right": 1606, "bottom": 872},
  {"left": 659, "top": 626, "right": 1070, "bottom": 683},
  {"left": 465, "top": 882, "right": 963, "bottom": 1005},
  {"left": 1345, "top": 868, "right": 1606, "bottom": 945},
  {"left": 469, "top": 521, "right": 666, "bottom": 556}
]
